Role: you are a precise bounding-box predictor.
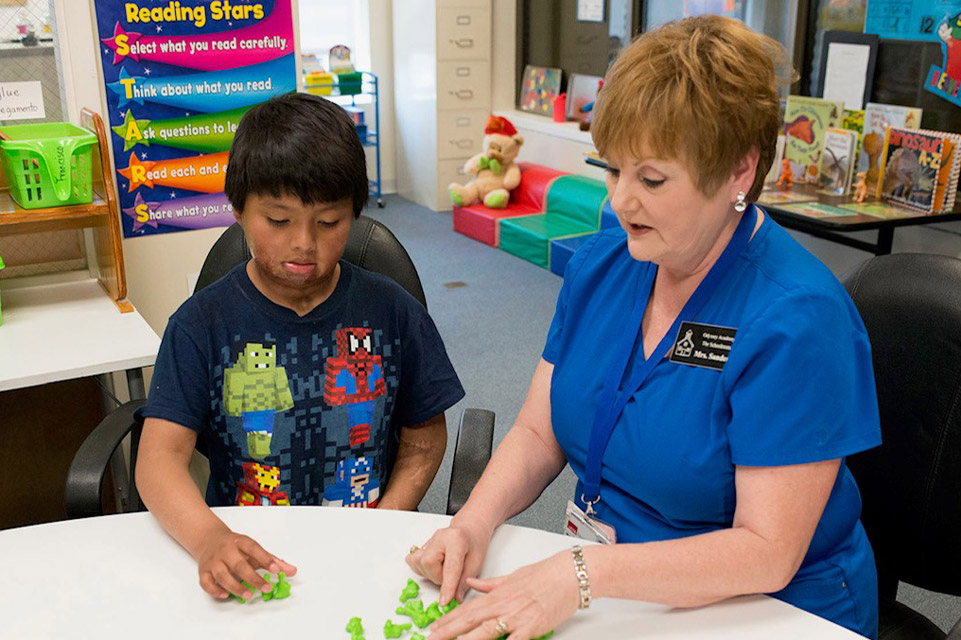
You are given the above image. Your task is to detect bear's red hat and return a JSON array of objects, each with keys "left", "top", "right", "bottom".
[{"left": 485, "top": 115, "right": 517, "bottom": 136}]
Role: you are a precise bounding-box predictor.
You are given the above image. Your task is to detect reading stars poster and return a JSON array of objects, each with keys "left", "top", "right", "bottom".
[{"left": 93, "top": 1, "right": 296, "bottom": 237}]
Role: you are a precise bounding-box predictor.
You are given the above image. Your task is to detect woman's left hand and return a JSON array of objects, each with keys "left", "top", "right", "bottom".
[{"left": 427, "top": 551, "right": 580, "bottom": 640}]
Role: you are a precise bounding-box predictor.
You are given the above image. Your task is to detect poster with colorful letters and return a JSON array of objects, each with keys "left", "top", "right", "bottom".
[{"left": 93, "top": 1, "right": 296, "bottom": 237}]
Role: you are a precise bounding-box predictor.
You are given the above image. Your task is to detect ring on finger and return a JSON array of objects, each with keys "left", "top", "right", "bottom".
[
  {"left": 409, "top": 544, "right": 420, "bottom": 555},
  {"left": 494, "top": 618, "right": 509, "bottom": 635}
]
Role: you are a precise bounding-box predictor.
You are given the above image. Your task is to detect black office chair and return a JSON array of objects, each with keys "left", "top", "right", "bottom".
[
  {"left": 843, "top": 253, "right": 961, "bottom": 640},
  {"left": 65, "top": 215, "right": 494, "bottom": 519}
]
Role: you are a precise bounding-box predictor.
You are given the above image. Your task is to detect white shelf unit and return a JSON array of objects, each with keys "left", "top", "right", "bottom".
[{"left": 393, "top": 0, "right": 492, "bottom": 211}]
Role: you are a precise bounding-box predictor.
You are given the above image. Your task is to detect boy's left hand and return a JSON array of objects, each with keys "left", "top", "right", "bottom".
[{"left": 426, "top": 551, "right": 578, "bottom": 640}]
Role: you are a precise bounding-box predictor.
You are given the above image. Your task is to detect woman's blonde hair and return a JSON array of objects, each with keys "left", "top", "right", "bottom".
[{"left": 592, "top": 15, "right": 794, "bottom": 200}]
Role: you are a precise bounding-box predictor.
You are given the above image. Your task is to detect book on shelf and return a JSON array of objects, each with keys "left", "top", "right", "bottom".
[
  {"left": 859, "top": 103, "right": 923, "bottom": 193},
  {"left": 818, "top": 128, "right": 858, "bottom": 196},
  {"left": 876, "top": 127, "right": 961, "bottom": 213},
  {"left": 841, "top": 108, "right": 864, "bottom": 174},
  {"left": 783, "top": 96, "right": 843, "bottom": 184}
]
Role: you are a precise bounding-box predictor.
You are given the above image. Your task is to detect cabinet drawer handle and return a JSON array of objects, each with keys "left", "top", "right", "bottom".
[
  {"left": 456, "top": 15, "right": 471, "bottom": 25},
  {"left": 456, "top": 117, "right": 471, "bottom": 127},
  {"left": 451, "top": 139, "right": 474, "bottom": 149},
  {"left": 456, "top": 66, "right": 471, "bottom": 77},
  {"left": 449, "top": 38, "right": 474, "bottom": 48},
  {"left": 450, "top": 89, "right": 475, "bottom": 99}
]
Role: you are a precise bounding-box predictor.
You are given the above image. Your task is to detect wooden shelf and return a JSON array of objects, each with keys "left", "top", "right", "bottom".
[
  {"left": 0, "top": 188, "right": 109, "bottom": 233},
  {"left": 0, "top": 109, "right": 129, "bottom": 311}
]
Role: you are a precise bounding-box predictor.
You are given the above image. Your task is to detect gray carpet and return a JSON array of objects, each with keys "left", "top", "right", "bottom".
[{"left": 365, "top": 194, "right": 961, "bottom": 633}]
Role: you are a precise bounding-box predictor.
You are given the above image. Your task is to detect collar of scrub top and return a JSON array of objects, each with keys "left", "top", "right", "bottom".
[{"left": 580, "top": 204, "right": 760, "bottom": 514}]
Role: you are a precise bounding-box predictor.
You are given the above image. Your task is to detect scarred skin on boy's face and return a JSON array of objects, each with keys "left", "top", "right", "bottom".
[{"left": 236, "top": 193, "right": 353, "bottom": 311}]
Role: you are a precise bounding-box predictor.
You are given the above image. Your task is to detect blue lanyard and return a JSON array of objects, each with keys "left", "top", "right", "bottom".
[{"left": 580, "top": 205, "right": 759, "bottom": 513}]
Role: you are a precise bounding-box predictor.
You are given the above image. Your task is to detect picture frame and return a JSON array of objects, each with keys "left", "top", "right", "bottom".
[
  {"left": 817, "top": 31, "right": 878, "bottom": 111},
  {"left": 519, "top": 65, "right": 563, "bottom": 117},
  {"left": 566, "top": 73, "right": 604, "bottom": 121}
]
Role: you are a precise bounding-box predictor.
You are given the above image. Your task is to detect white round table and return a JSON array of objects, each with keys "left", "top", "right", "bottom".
[{"left": 1, "top": 507, "right": 862, "bottom": 638}]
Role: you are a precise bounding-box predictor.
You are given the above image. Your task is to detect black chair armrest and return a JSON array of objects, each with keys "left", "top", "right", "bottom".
[
  {"left": 446, "top": 408, "right": 495, "bottom": 516},
  {"left": 64, "top": 400, "right": 144, "bottom": 519}
]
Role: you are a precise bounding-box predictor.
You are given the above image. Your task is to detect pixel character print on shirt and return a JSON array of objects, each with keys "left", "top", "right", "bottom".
[
  {"left": 324, "top": 327, "right": 387, "bottom": 447},
  {"left": 223, "top": 342, "right": 295, "bottom": 459}
]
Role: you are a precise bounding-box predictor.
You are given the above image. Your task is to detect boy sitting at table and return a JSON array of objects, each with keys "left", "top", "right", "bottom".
[{"left": 136, "top": 93, "right": 464, "bottom": 601}]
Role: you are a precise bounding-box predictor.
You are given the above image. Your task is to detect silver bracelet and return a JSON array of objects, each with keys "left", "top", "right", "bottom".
[{"left": 571, "top": 545, "right": 592, "bottom": 609}]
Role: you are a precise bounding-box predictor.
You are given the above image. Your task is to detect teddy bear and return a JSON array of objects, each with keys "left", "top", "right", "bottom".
[{"left": 449, "top": 116, "right": 524, "bottom": 209}]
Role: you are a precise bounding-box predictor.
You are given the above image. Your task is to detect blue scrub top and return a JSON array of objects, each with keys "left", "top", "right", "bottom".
[{"left": 544, "top": 214, "right": 881, "bottom": 638}]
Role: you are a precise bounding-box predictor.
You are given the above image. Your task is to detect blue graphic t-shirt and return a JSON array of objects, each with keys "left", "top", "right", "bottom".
[{"left": 142, "top": 261, "right": 465, "bottom": 508}]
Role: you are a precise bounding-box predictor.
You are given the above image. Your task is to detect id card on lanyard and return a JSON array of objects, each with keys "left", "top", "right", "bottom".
[{"left": 564, "top": 205, "right": 757, "bottom": 545}]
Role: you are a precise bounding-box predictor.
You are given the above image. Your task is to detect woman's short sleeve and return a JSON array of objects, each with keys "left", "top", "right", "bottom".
[{"left": 723, "top": 288, "right": 882, "bottom": 466}]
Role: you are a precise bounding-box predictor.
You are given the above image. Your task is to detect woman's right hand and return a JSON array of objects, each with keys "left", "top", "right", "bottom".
[
  {"left": 406, "top": 517, "right": 493, "bottom": 605},
  {"left": 194, "top": 528, "right": 298, "bottom": 600}
]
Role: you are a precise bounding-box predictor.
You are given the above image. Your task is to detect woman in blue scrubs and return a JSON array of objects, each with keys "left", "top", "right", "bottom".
[{"left": 409, "top": 15, "right": 881, "bottom": 640}]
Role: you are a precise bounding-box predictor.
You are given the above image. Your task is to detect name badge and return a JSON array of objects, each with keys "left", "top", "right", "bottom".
[
  {"left": 564, "top": 500, "right": 616, "bottom": 544},
  {"left": 669, "top": 321, "right": 737, "bottom": 371}
]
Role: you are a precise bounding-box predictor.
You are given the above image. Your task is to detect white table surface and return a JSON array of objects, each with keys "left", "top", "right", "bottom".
[
  {"left": 0, "top": 507, "right": 863, "bottom": 639},
  {"left": 0, "top": 277, "right": 160, "bottom": 391}
]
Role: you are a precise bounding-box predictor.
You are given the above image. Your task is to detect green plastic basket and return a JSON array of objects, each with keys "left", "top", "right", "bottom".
[{"left": 0, "top": 122, "right": 97, "bottom": 209}]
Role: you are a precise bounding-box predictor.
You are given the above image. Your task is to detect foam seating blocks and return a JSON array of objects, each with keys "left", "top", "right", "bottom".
[
  {"left": 452, "top": 162, "right": 565, "bottom": 247},
  {"left": 549, "top": 233, "right": 595, "bottom": 277},
  {"left": 499, "top": 174, "right": 609, "bottom": 269}
]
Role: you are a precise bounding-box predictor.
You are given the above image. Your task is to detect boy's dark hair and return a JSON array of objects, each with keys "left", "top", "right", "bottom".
[{"left": 225, "top": 92, "right": 368, "bottom": 217}]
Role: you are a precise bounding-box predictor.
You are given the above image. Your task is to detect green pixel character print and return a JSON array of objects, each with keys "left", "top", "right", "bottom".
[{"left": 224, "top": 342, "right": 294, "bottom": 459}]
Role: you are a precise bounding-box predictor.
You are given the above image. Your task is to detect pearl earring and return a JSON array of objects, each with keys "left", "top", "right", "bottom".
[{"left": 734, "top": 190, "right": 747, "bottom": 213}]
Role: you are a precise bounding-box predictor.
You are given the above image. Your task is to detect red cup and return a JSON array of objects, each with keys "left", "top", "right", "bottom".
[{"left": 553, "top": 93, "right": 567, "bottom": 122}]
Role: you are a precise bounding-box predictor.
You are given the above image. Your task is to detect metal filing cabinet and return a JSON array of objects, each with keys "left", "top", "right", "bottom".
[{"left": 393, "top": 0, "right": 492, "bottom": 211}]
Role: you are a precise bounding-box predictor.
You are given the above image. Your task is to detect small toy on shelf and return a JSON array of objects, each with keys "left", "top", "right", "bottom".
[
  {"left": 329, "top": 44, "right": 355, "bottom": 74},
  {"left": 449, "top": 116, "right": 524, "bottom": 209},
  {"left": 777, "top": 158, "right": 793, "bottom": 189},
  {"left": 853, "top": 171, "right": 868, "bottom": 203}
]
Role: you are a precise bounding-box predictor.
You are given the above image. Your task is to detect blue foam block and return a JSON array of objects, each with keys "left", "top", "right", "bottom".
[{"left": 549, "top": 233, "right": 596, "bottom": 276}]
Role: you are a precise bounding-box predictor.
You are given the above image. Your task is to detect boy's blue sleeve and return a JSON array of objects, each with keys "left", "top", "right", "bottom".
[
  {"left": 723, "top": 289, "right": 882, "bottom": 466},
  {"left": 140, "top": 316, "right": 211, "bottom": 432},
  {"left": 392, "top": 310, "right": 465, "bottom": 427}
]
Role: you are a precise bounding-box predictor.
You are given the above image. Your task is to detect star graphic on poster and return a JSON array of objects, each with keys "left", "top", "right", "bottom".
[
  {"left": 156, "top": 25, "right": 162, "bottom": 33},
  {"left": 170, "top": 192, "right": 177, "bottom": 199},
  {"left": 228, "top": 22, "right": 233, "bottom": 26},
  {"left": 144, "top": 68, "right": 152, "bottom": 76},
  {"left": 102, "top": 22, "right": 143, "bottom": 64},
  {"left": 117, "top": 152, "right": 157, "bottom": 192},
  {"left": 141, "top": 152, "right": 148, "bottom": 160},
  {"left": 112, "top": 111, "right": 152, "bottom": 152}
]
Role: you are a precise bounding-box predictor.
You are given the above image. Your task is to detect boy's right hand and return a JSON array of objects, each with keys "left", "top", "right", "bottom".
[{"left": 195, "top": 529, "right": 297, "bottom": 600}]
